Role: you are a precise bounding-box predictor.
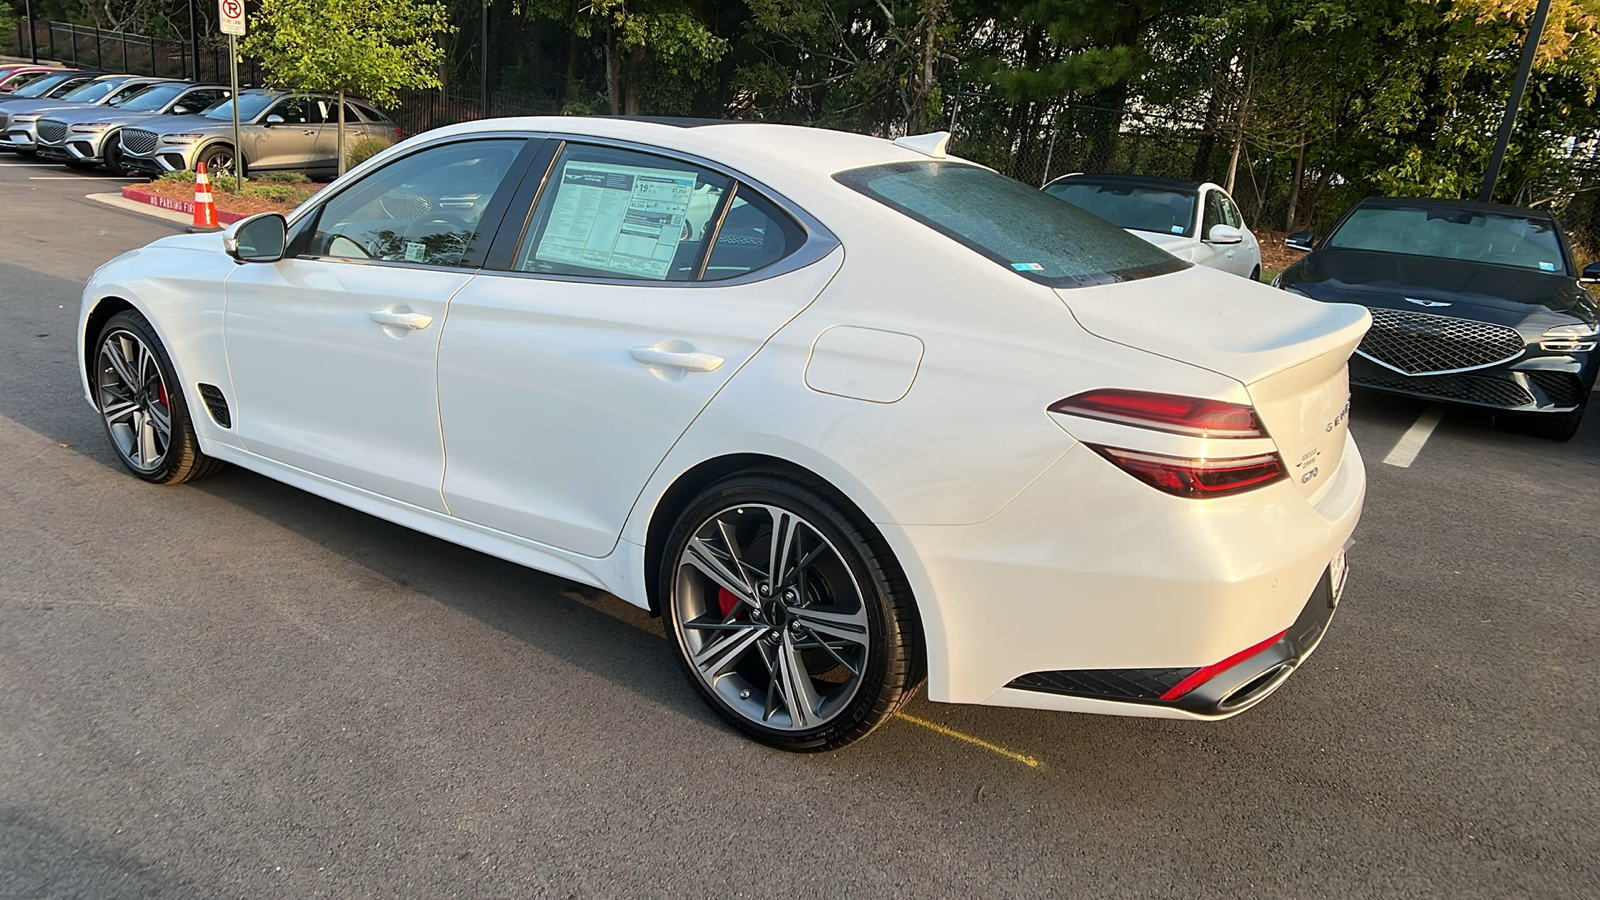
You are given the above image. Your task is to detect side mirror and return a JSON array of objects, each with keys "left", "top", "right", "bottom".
[
  {"left": 264, "top": 114, "right": 285, "bottom": 126},
  {"left": 171, "top": 104, "right": 193, "bottom": 115},
  {"left": 1582, "top": 262, "right": 1600, "bottom": 284},
  {"left": 224, "top": 213, "right": 288, "bottom": 263},
  {"left": 1286, "top": 230, "right": 1315, "bottom": 252},
  {"left": 1207, "top": 224, "right": 1244, "bottom": 245}
]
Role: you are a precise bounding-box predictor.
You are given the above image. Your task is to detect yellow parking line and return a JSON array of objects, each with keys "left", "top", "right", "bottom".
[{"left": 894, "top": 712, "right": 1042, "bottom": 768}]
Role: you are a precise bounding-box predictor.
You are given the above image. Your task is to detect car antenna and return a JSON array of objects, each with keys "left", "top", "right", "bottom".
[{"left": 892, "top": 131, "right": 951, "bottom": 159}]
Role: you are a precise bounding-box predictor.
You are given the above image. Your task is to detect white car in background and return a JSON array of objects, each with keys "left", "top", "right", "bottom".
[
  {"left": 78, "top": 120, "right": 1365, "bottom": 751},
  {"left": 1044, "top": 173, "right": 1265, "bottom": 280}
]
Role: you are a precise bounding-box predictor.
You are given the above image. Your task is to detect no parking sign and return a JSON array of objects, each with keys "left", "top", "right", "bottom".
[{"left": 219, "top": 0, "right": 246, "bottom": 36}]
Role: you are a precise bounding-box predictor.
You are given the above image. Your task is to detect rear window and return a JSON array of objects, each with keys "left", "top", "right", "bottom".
[{"left": 836, "top": 161, "right": 1186, "bottom": 288}]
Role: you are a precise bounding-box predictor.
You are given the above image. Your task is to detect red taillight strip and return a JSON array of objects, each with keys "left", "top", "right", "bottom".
[
  {"left": 1089, "top": 445, "right": 1286, "bottom": 498},
  {"left": 1160, "top": 630, "right": 1289, "bottom": 701},
  {"left": 1049, "top": 389, "right": 1268, "bottom": 439}
]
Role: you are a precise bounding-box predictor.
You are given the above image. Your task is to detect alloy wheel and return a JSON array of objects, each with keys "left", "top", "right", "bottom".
[
  {"left": 672, "top": 503, "right": 871, "bottom": 731},
  {"left": 96, "top": 329, "right": 172, "bottom": 473}
]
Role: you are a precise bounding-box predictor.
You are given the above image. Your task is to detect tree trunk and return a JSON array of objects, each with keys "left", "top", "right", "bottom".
[
  {"left": 605, "top": 27, "right": 620, "bottom": 115},
  {"left": 1225, "top": 97, "right": 1248, "bottom": 194},
  {"left": 1191, "top": 88, "right": 1223, "bottom": 181},
  {"left": 1285, "top": 127, "right": 1307, "bottom": 230},
  {"left": 337, "top": 87, "right": 347, "bottom": 177},
  {"left": 624, "top": 47, "right": 645, "bottom": 115}
]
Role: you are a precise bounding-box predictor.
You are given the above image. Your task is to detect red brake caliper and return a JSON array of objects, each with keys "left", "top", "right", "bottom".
[
  {"left": 717, "top": 587, "right": 740, "bottom": 619},
  {"left": 158, "top": 380, "right": 168, "bottom": 408}
]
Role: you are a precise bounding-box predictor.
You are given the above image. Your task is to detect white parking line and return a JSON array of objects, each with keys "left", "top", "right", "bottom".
[
  {"left": 29, "top": 176, "right": 140, "bottom": 180},
  {"left": 0, "top": 162, "right": 62, "bottom": 167},
  {"left": 1383, "top": 404, "right": 1446, "bottom": 468}
]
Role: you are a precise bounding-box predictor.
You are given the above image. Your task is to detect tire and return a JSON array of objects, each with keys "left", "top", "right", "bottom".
[
  {"left": 660, "top": 470, "right": 924, "bottom": 751},
  {"left": 102, "top": 138, "right": 123, "bottom": 174},
  {"left": 1251, "top": 265, "right": 1262, "bottom": 282},
  {"left": 92, "top": 311, "right": 225, "bottom": 484},
  {"left": 1512, "top": 400, "right": 1586, "bottom": 441},
  {"left": 199, "top": 144, "right": 238, "bottom": 178},
  {"left": 64, "top": 159, "right": 97, "bottom": 170}
]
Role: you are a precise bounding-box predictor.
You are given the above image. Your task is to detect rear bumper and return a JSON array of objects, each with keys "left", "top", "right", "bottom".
[{"left": 899, "top": 431, "right": 1364, "bottom": 711}]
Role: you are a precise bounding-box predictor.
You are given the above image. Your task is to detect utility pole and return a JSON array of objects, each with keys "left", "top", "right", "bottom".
[
  {"left": 23, "top": 0, "right": 37, "bottom": 64},
  {"left": 1479, "top": 0, "right": 1552, "bottom": 203},
  {"left": 189, "top": 0, "right": 200, "bottom": 80}
]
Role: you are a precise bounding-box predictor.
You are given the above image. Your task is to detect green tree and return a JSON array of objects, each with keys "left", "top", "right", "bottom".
[{"left": 243, "top": 0, "right": 454, "bottom": 174}]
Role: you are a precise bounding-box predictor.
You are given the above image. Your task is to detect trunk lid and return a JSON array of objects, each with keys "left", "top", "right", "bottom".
[{"left": 1056, "top": 265, "right": 1369, "bottom": 502}]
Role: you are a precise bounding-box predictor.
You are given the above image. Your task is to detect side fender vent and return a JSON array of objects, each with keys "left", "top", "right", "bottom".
[{"left": 196, "top": 383, "right": 232, "bottom": 428}]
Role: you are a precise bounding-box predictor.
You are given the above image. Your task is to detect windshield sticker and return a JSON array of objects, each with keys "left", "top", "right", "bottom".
[
  {"left": 1171, "top": 225, "right": 1184, "bottom": 234},
  {"left": 533, "top": 160, "right": 697, "bottom": 280},
  {"left": 1539, "top": 262, "right": 1556, "bottom": 272},
  {"left": 1011, "top": 262, "right": 1044, "bottom": 272}
]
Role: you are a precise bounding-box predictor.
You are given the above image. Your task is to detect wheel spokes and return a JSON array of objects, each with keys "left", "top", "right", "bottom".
[
  {"left": 98, "top": 329, "right": 169, "bottom": 472},
  {"left": 683, "top": 535, "right": 759, "bottom": 611}
]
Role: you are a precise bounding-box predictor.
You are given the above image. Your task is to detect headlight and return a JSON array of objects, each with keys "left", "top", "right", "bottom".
[
  {"left": 70, "top": 122, "right": 112, "bottom": 133},
  {"left": 161, "top": 133, "right": 206, "bottom": 144},
  {"left": 1540, "top": 323, "right": 1599, "bottom": 352}
]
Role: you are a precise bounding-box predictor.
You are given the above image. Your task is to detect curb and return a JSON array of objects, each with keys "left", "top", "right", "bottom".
[{"left": 120, "top": 184, "right": 249, "bottom": 225}]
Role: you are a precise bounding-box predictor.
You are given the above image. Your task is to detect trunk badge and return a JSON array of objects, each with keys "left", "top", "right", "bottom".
[{"left": 1403, "top": 296, "right": 1451, "bottom": 308}]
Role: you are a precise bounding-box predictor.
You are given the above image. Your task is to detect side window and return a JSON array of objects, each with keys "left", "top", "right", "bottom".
[
  {"left": 107, "top": 83, "right": 148, "bottom": 106},
  {"left": 305, "top": 138, "right": 525, "bottom": 268},
  {"left": 702, "top": 189, "right": 806, "bottom": 281},
  {"left": 269, "top": 98, "right": 312, "bottom": 125},
  {"left": 1202, "top": 191, "right": 1225, "bottom": 238},
  {"left": 514, "top": 144, "right": 732, "bottom": 282},
  {"left": 180, "top": 89, "right": 224, "bottom": 111},
  {"left": 1219, "top": 193, "right": 1242, "bottom": 229}
]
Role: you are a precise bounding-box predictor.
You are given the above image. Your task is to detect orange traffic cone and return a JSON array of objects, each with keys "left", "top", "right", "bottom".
[{"left": 191, "top": 161, "right": 219, "bottom": 230}]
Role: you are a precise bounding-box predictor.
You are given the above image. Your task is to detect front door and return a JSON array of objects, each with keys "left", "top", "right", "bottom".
[
  {"left": 222, "top": 137, "right": 531, "bottom": 511},
  {"left": 436, "top": 141, "right": 840, "bottom": 556},
  {"left": 245, "top": 96, "right": 320, "bottom": 171}
]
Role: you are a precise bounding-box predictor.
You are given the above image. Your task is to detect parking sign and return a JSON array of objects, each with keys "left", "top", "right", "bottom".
[{"left": 218, "top": 0, "right": 246, "bottom": 36}]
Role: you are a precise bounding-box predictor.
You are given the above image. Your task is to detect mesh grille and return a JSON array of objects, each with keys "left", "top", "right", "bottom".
[
  {"left": 1351, "top": 357, "right": 1535, "bottom": 408},
  {"left": 35, "top": 119, "right": 66, "bottom": 145},
  {"left": 121, "top": 128, "right": 159, "bottom": 156},
  {"left": 1359, "top": 307, "right": 1525, "bottom": 375},
  {"left": 197, "top": 383, "right": 231, "bottom": 429},
  {"left": 1007, "top": 667, "right": 1197, "bottom": 702},
  {"left": 1526, "top": 371, "right": 1585, "bottom": 408}
]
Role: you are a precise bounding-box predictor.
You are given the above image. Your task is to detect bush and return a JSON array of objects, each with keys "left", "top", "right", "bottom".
[
  {"left": 345, "top": 137, "right": 391, "bottom": 170},
  {"left": 250, "top": 171, "right": 311, "bottom": 184},
  {"left": 236, "top": 184, "right": 312, "bottom": 204}
]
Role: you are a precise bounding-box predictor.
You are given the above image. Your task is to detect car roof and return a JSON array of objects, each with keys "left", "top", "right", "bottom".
[
  {"left": 1046, "top": 173, "right": 1204, "bottom": 192},
  {"left": 1354, "top": 195, "right": 1557, "bottom": 222}
]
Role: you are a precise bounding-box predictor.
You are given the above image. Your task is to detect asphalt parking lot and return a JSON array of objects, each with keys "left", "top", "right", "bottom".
[{"left": 1, "top": 155, "right": 1597, "bottom": 899}]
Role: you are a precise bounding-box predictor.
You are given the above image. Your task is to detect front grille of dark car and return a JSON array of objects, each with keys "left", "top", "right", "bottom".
[
  {"left": 1007, "top": 667, "right": 1198, "bottom": 702},
  {"left": 1351, "top": 356, "right": 1536, "bottom": 408},
  {"left": 1525, "top": 371, "right": 1585, "bottom": 408},
  {"left": 35, "top": 119, "right": 67, "bottom": 145},
  {"left": 121, "top": 127, "right": 159, "bottom": 156},
  {"left": 1358, "top": 307, "right": 1526, "bottom": 375}
]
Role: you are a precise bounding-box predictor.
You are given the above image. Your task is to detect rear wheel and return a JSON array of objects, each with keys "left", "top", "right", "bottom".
[
  {"left": 661, "top": 471, "right": 923, "bottom": 751},
  {"left": 93, "top": 311, "right": 224, "bottom": 484},
  {"left": 1251, "top": 265, "right": 1262, "bottom": 282}
]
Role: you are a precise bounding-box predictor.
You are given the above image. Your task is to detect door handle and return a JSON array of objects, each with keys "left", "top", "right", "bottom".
[
  {"left": 370, "top": 310, "right": 433, "bottom": 330},
  {"left": 630, "top": 345, "right": 724, "bottom": 373}
]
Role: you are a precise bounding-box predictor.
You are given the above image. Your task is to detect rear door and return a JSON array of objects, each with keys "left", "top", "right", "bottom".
[{"left": 435, "top": 140, "right": 841, "bottom": 556}]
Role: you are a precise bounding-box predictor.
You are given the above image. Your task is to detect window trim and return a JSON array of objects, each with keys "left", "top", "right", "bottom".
[
  {"left": 285, "top": 135, "right": 544, "bottom": 273},
  {"left": 480, "top": 133, "right": 839, "bottom": 288}
]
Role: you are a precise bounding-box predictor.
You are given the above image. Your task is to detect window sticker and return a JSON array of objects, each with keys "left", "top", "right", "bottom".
[
  {"left": 1539, "top": 261, "right": 1556, "bottom": 272},
  {"left": 1171, "top": 225, "right": 1184, "bottom": 234},
  {"left": 404, "top": 241, "right": 426, "bottom": 262},
  {"left": 1011, "top": 262, "right": 1044, "bottom": 272},
  {"left": 533, "top": 160, "right": 698, "bottom": 279}
]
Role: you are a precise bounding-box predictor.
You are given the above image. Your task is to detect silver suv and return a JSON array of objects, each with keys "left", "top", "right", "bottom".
[
  {"left": 36, "top": 82, "right": 231, "bottom": 171},
  {"left": 119, "top": 89, "right": 400, "bottom": 178}
]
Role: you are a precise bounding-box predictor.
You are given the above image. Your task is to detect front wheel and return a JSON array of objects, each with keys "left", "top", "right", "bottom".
[
  {"left": 93, "top": 311, "right": 224, "bottom": 484},
  {"left": 198, "top": 144, "right": 238, "bottom": 177},
  {"left": 661, "top": 471, "right": 923, "bottom": 751}
]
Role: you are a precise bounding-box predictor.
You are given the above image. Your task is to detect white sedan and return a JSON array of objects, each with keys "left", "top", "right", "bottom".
[
  {"left": 1043, "top": 174, "right": 1265, "bottom": 279},
  {"left": 79, "top": 119, "right": 1366, "bottom": 751}
]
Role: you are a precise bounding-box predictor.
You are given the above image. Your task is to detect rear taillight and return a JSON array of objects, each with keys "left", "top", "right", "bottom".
[
  {"left": 1049, "top": 389, "right": 1268, "bottom": 438},
  {"left": 1089, "top": 446, "right": 1285, "bottom": 498},
  {"left": 393, "top": 128, "right": 405, "bottom": 140}
]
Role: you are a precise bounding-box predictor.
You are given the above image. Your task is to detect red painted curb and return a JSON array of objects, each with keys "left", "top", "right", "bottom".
[{"left": 121, "top": 184, "right": 249, "bottom": 225}]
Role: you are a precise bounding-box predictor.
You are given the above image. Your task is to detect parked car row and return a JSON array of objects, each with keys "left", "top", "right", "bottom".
[
  {"left": 0, "top": 70, "right": 401, "bottom": 178},
  {"left": 1039, "top": 171, "right": 1597, "bottom": 441}
]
